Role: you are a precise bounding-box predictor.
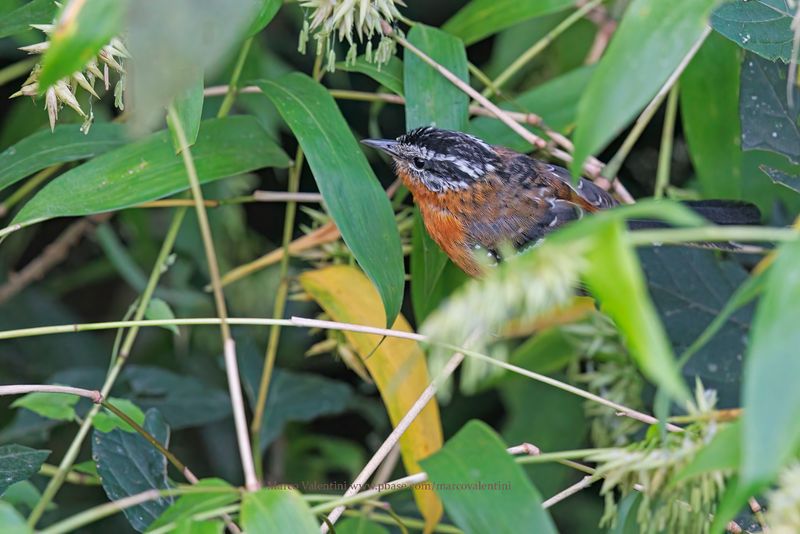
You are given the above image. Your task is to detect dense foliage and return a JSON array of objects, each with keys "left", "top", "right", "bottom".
[{"left": 0, "top": 0, "right": 799, "bottom": 533}]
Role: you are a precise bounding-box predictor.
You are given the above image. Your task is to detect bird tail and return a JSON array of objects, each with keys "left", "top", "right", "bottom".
[{"left": 628, "top": 200, "right": 761, "bottom": 230}]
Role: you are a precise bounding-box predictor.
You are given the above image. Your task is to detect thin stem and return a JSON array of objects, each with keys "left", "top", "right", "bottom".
[
  {"left": 251, "top": 145, "right": 305, "bottom": 477},
  {"left": 135, "top": 192, "right": 323, "bottom": 209},
  {"left": 167, "top": 104, "right": 258, "bottom": 491},
  {"left": 320, "top": 351, "right": 466, "bottom": 532},
  {"left": 26, "top": 208, "right": 187, "bottom": 527},
  {"left": 39, "top": 464, "right": 100, "bottom": 486},
  {"left": 483, "top": 0, "right": 603, "bottom": 98},
  {"left": 628, "top": 226, "right": 797, "bottom": 246},
  {"left": 0, "top": 384, "right": 101, "bottom": 403},
  {"left": 654, "top": 85, "right": 679, "bottom": 199},
  {"left": 601, "top": 28, "right": 710, "bottom": 181},
  {"left": 0, "top": 56, "right": 38, "bottom": 86},
  {"left": 341, "top": 510, "right": 463, "bottom": 533},
  {"left": 217, "top": 37, "right": 253, "bottom": 119},
  {"left": 541, "top": 475, "right": 598, "bottom": 508}
]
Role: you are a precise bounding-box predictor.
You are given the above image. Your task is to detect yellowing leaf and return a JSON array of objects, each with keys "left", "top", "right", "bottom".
[{"left": 299, "top": 265, "right": 443, "bottom": 532}]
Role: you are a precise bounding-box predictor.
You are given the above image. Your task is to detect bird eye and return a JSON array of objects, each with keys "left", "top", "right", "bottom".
[{"left": 412, "top": 157, "right": 426, "bottom": 170}]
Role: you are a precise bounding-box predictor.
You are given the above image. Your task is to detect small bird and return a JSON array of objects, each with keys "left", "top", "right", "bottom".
[{"left": 362, "top": 127, "right": 760, "bottom": 276}]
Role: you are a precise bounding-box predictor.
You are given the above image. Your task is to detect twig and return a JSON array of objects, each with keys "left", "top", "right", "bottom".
[
  {"left": 0, "top": 384, "right": 102, "bottom": 403},
  {"left": 749, "top": 497, "right": 770, "bottom": 533},
  {"left": 0, "top": 214, "right": 108, "bottom": 305},
  {"left": 39, "top": 464, "right": 100, "bottom": 486},
  {"left": 26, "top": 208, "right": 188, "bottom": 527},
  {"left": 320, "top": 350, "right": 466, "bottom": 532},
  {"left": 167, "top": 104, "right": 258, "bottom": 491},
  {"left": 542, "top": 475, "right": 597, "bottom": 508}
]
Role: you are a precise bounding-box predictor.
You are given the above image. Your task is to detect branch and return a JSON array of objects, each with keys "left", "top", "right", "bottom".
[{"left": 0, "top": 384, "right": 102, "bottom": 403}]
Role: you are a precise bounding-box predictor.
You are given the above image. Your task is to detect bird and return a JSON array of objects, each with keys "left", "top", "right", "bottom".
[{"left": 362, "top": 127, "right": 761, "bottom": 277}]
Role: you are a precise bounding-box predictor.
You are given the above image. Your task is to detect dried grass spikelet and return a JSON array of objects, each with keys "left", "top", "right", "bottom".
[
  {"left": 10, "top": 20, "right": 128, "bottom": 133},
  {"left": 421, "top": 238, "right": 590, "bottom": 400},
  {"left": 298, "top": 0, "right": 404, "bottom": 71},
  {"left": 588, "top": 382, "right": 731, "bottom": 534},
  {"left": 765, "top": 463, "right": 800, "bottom": 534}
]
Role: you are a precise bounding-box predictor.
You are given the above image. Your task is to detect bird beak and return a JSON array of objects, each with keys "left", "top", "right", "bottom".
[{"left": 361, "top": 138, "right": 399, "bottom": 157}]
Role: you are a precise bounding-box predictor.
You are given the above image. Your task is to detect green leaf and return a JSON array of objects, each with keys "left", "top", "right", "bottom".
[
  {"left": 639, "top": 247, "right": 753, "bottom": 407},
  {"left": 126, "top": 0, "right": 261, "bottom": 133},
  {"left": 11, "top": 392, "right": 78, "bottom": 422},
  {"left": 711, "top": 0, "right": 796, "bottom": 62},
  {"left": 337, "top": 56, "right": 404, "bottom": 96},
  {"left": 0, "top": 501, "right": 30, "bottom": 534},
  {"left": 0, "top": 0, "right": 58, "bottom": 39},
  {"left": 405, "top": 24, "right": 469, "bottom": 323},
  {"left": 404, "top": 24, "right": 468, "bottom": 132},
  {"left": 609, "top": 493, "right": 643, "bottom": 534},
  {"left": 123, "top": 366, "right": 231, "bottom": 430},
  {"left": 247, "top": 0, "right": 281, "bottom": 36},
  {"left": 761, "top": 164, "right": 800, "bottom": 193},
  {"left": 468, "top": 66, "right": 594, "bottom": 153},
  {"left": 680, "top": 32, "right": 743, "bottom": 199},
  {"left": 93, "top": 408, "right": 173, "bottom": 531},
  {"left": 2, "top": 481, "right": 46, "bottom": 513},
  {"left": 93, "top": 397, "right": 146, "bottom": 433},
  {"left": 0, "top": 123, "right": 127, "bottom": 195},
  {"left": 240, "top": 488, "right": 319, "bottom": 533},
  {"left": 149, "top": 479, "right": 238, "bottom": 530},
  {"left": 144, "top": 298, "right": 179, "bottom": 334},
  {"left": 239, "top": 351, "right": 353, "bottom": 451},
  {"left": 740, "top": 52, "right": 800, "bottom": 164},
  {"left": 336, "top": 517, "right": 390, "bottom": 534},
  {"left": 582, "top": 221, "right": 689, "bottom": 401},
  {"left": 257, "top": 73, "right": 404, "bottom": 325},
  {"left": 509, "top": 327, "right": 581, "bottom": 375},
  {"left": 38, "top": 0, "right": 127, "bottom": 89},
  {"left": 167, "top": 75, "right": 205, "bottom": 153},
  {"left": 420, "top": 420, "right": 557, "bottom": 534},
  {"left": 8, "top": 116, "right": 290, "bottom": 232},
  {"left": 442, "top": 0, "right": 574, "bottom": 45},
  {"left": 173, "top": 520, "right": 223, "bottom": 534},
  {"left": 741, "top": 238, "right": 800, "bottom": 492},
  {"left": 571, "top": 0, "right": 717, "bottom": 177},
  {"left": 0, "top": 444, "right": 50, "bottom": 495},
  {"left": 673, "top": 421, "right": 740, "bottom": 484}
]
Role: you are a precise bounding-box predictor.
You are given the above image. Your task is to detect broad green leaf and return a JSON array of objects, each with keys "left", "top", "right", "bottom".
[
  {"left": 149, "top": 479, "right": 238, "bottom": 530},
  {"left": 0, "top": 123, "right": 127, "bottom": 194},
  {"left": 0, "top": 501, "right": 29, "bottom": 534},
  {"left": 93, "top": 408, "right": 173, "bottom": 531},
  {"left": 337, "top": 517, "right": 390, "bottom": 534},
  {"left": 680, "top": 32, "right": 743, "bottom": 199},
  {"left": 711, "top": 0, "right": 796, "bottom": 62},
  {"left": 123, "top": 366, "right": 231, "bottom": 430},
  {"left": 144, "top": 298, "right": 179, "bottom": 334},
  {"left": 420, "top": 420, "right": 557, "bottom": 534},
  {"left": 572, "top": 0, "right": 717, "bottom": 177},
  {"left": 8, "top": 116, "right": 290, "bottom": 232},
  {"left": 299, "top": 265, "right": 444, "bottom": 531},
  {"left": 640, "top": 247, "right": 754, "bottom": 407},
  {"left": 583, "top": 221, "right": 689, "bottom": 401},
  {"left": 709, "top": 476, "right": 750, "bottom": 534},
  {"left": 126, "top": 0, "right": 259, "bottom": 133},
  {"left": 761, "top": 164, "right": 800, "bottom": 194},
  {"left": 167, "top": 75, "right": 205, "bottom": 153},
  {"left": 2, "top": 481, "right": 48, "bottom": 512},
  {"left": 0, "top": 444, "right": 50, "bottom": 495},
  {"left": 93, "top": 397, "right": 146, "bottom": 433},
  {"left": 39, "top": 0, "right": 126, "bottom": 89},
  {"left": 11, "top": 391, "right": 78, "bottom": 422},
  {"left": 240, "top": 488, "right": 318, "bottom": 533},
  {"left": 405, "top": 24, "right": 468, "bottom": 322},
  {"left": 247, "top": 0, "right": 281, "bottom": 36},
  {"left": 337, "top": 56, "right": 404, "bottom": 96},
  {"left": 258, "top": 73, "right": 404, "bottom": 325},
  {"left": 173, "top": 520, "right": 223, "bottom": 534},
  {"left": 673, "top": 421, "right": 740, "bottom": 484},
  {"left": 469, "top": 66, "right": 594, "bottom": 152},
  {"left": 238, "top": 356, "right": 353, "bottom": 451},
  {"left": 405, "top": 24, "right": 468, "bottom": 131},
  {"left": 0, "top": 0, "right": 57, "bottom": 39},
  {"left": 442, "top": 0, "right": 575, "bottom": 45},
  {"left": 740, "top": 52, "right": 800, "bottom": 164},
  {"left": 741, "top": 238, "right": 800, "bottom": 492}
]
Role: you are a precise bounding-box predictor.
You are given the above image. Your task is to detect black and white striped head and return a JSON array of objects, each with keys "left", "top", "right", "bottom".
[{"left": 362, "top": 127, "right": 500, "bottom": 193}]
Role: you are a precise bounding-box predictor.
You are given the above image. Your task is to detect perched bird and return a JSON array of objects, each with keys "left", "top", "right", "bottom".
[{"left": 362, "top": 127, "right": 760, "bottom": 276}]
